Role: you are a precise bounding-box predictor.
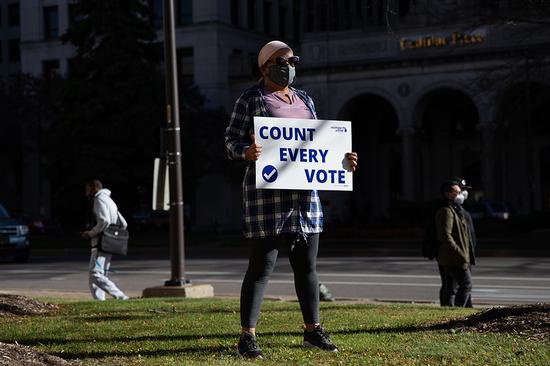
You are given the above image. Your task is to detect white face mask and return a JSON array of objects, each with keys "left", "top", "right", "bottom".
[{"left": 454, "top": 192, "right": 467, "bottom": 205}]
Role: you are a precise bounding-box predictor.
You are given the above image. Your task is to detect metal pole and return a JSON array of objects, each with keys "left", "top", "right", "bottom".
[
  {"left": 525, "top": 56, "right": 536, "bottom": 214},
  {"left": 163, "top": 0, "right": 186, "bottom": 286}
]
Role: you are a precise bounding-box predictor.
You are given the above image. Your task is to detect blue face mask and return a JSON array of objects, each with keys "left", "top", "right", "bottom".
[{"left": 267, "top": 64, "right": 296, "bottom": 87}]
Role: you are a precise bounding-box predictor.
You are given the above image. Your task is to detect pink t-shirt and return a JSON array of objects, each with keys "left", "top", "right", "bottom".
[{"left": 263, "top": 89, "right": 314, "bottom": 119}]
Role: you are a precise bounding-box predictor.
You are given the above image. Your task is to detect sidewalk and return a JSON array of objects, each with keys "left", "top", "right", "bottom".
[{"left": 29, "top": 235, "right": 550, "bottom": 258}]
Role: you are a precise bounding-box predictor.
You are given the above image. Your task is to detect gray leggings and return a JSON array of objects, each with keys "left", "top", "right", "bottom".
[{"left": 240, "top": 233, "right": 320, "bottom": 328}]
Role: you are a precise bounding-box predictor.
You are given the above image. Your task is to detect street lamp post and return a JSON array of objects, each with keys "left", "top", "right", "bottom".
[
  {"left": 142, "top": 0, "right": 213, "bottom": 299},
  {"left": 163, "top": 0, "right": 186, "bottom": 286}
]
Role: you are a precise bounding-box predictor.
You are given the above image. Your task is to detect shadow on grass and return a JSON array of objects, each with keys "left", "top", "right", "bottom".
[
  {"left": 6, "top": 332, "right": 240, "bottom": 347},
  {"left": 5, "top": 321, "right": 451, "bottom": 349},
  {"left": 48, "top": 323, "right": 454, "bottom": 360},
  {"left": 68, "top": 314, "right": 154, "bottom": 322},
  {"left": 13, "top": 311, "right": 536, "bottom": 357},
  {"left": 5, "top": 321, "right": 473, "bottom": 364},
  {"left": 334, "top": 324, "right": 436, "bottom": 335},
  {"left": 66, "top": 306, "right": 246, "bottom": 315},
  {"left": 50, "top": 344, "right": 233, "bottom": 360}
]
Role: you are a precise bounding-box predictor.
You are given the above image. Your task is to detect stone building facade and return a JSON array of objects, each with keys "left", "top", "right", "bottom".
[{"left": 2, "top": 0, "right": 549, "bottom": 228}]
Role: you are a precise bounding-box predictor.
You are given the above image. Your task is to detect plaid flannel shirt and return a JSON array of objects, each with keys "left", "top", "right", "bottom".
[{"left": 224, "top": 84, "right": 323, "bottom": 239}]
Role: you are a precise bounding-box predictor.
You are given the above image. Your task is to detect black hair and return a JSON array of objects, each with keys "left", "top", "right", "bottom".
[{"left": 86, "top": 179, "right": 103, "bottom": 191}]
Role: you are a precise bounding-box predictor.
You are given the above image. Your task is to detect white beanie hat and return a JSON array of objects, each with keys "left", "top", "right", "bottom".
[{"left": 257, "top": 40, "right": 291, "bottom": 68}]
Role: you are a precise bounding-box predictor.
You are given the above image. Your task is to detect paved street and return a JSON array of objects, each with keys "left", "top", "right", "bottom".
[{"left": 1, "top": 256, "right": 549, "bottom": 305}]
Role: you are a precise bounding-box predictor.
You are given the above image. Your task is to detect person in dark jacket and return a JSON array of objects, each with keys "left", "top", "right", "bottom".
[
  {"left": 450, "top": 177, "right": 476, "bottom": 307},
  {"left": 450, "top": 177, "right": 477, "bottom": 264},
  {"left": 435, "top": 180, "right": 473, "bottom": 307},
  {"left": 422, "top": 196, "right": 454, "bottom": 306}
]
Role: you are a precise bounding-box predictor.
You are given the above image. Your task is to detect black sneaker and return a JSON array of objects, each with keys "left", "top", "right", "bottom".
[
  {"left": 303, "top": 325, "right": 338, "bottom": 352},
  {"left": 237, "top": 332, "right": 263, "bottom": 359}
]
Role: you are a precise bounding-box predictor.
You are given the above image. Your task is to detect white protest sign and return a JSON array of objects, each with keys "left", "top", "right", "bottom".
[{"left": 254, "top": 117, "right": 353, "bottom": 191}]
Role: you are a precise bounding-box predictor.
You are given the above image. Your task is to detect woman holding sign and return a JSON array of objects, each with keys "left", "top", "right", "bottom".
[{"left": 225, "top": 40, "right": 358, "bottom": 359}]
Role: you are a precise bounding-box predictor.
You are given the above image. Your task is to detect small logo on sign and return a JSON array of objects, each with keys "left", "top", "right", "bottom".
[
  {"left": 331, "top": 126, "right": 347, "bottom": 133},
  {"left": 262, "top": 165, "right": 278, "bottom": 183}
]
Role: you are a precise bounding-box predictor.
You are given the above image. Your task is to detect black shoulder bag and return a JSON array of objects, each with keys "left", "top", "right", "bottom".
[{"left": 99, "top": 219, "right": 129, "bottom": 256}]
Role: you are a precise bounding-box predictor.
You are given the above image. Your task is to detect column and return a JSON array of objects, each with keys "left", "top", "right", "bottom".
[
  {"left": 397, "top": 126, "right": 416, "bottom": 201},
  {"left": 241, "top": 0, "right": 248, "bottom": 29},
  {"left": 58, "top": 0, "right": 69, "bottom": 36},
  {"left": 478, "top": 122, "right": 497, "bottom": 200},
  {"left": 257, "top": 0, "right": 265, "bottom": 34},
  {"left": 271, "top": 0, "right": 280, "bottom": 36}
]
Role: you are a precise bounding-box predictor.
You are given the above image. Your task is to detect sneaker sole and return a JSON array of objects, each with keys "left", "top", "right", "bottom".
[
  {"left": 303, "top": 340, "right": 338, "bottom": 352},
  {"left": 237, "top": 349, "right": 264, "bottom": 359}
]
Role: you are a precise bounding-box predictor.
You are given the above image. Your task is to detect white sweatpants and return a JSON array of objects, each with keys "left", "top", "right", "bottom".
[{"left": 88, "top": 248, "right": 128, "bottom": 300}]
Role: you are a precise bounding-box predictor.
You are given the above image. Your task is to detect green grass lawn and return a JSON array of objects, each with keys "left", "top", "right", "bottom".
[{"left": 0, "top": 298, "right": 548, "bottom": 366}]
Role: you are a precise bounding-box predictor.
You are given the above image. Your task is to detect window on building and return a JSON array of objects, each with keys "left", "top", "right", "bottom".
[
  {"left": 231, "top": 0, "right": 240, "bottom": 26},
  {"left": 68, "top": 3, "right": 77, "bottom": 24},
  {"left": 481, "top": 0, "right": 500, "bottom": 10},
  {"left": 8, "top": 39, "right": 20, "bottom": 63},
  {"left": 398, "top": 0, "right": 410, "bottom": 17},
  {"left": 366, "top": 0, "right": 373, "bottom": 18},
  {"left": 356, "top": 0, "right": 383, "bottom": 26},
  {"left": 306, "top": 0, "right": 315, "bottom": 32},
  {"left": 42, "top": 59, "right": 60, "bottom": 78},
  {"left": 229, "top": 49, "right": 248, "bottom": 77},
  {"left": 250, "top": 51, "right": 260, "bottom": 78},
  {"left": 378, "top": 1, "right": 385, "bottom": 24},
  {"left": 318, "top": 0, "right": 328, "bottom": 31},
  {"left": 176, "top": 0, "right": 193, "bottom": 26},
  {"left": 67, "top": 58, "right": 77, "bottom": 76},
  {"left": 293, "top": 0, "right": 301, "bottom": 40},
  {"left": 247, "top": 0, "right": 256, "bottom": 30},
  {"left": 68, "top": 2, "right": 84, "bottom": 25},
  {"left": 8, "top": 3, "right": 20, "bottom": 27},
  {"left": 43, "top": 6, "right": 59, "bottom": 40},
  {"left": 328, "top": 0, "right": 339, "bottom": 30},
  {"left": 507, "top": 0, "right": 522, "bottom": 9},
  {"left": 342, "top": 0, "right": 352, "bottom": 29},
  {"left": 149, "top": 0, "right": 163, "bottom": 29},
  {"left": 8, "top": 3, "right": 20, "bottom": 26},
  {"left": 263, "top": 1, "right": 272, "bottom": 34},
  {"left": 177, "top": 47, "right": 194, "bottom": 85},
  {"left": 279, "top": 5, "right": 286, "bottom": 38}
]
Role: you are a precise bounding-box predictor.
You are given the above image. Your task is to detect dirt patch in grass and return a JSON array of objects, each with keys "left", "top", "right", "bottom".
[
  {"left": 0, "top": 342, "right": 80, "bottom": 366},
  {"left": 0, "top": 295, "right": 79, "bottom": 365},
  {"left": 0, "top": 294, "right": 59, "bottom": 317},
  {"left": 435, "top": 303, "right": 550, "bottom": 340}
]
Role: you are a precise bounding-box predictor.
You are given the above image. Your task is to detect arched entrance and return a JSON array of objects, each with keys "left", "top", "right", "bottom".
[
  {"left": 414, "top": 88, "right": 481, "bottom": 199},
  {"left": 496, "top": 82, "right": 550, "bottom": 213},
  {"left": 333, "top": 93, "right": 400, "bottom": 225}
]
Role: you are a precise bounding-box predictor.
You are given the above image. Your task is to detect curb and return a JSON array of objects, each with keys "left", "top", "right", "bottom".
[{"left": 28, "top": 247, "right": 550, "bottom": 258}]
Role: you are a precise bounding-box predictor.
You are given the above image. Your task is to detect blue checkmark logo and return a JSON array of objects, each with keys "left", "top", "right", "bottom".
[{"left": 262, "top": 165, "right": 278, "bottom": 183}]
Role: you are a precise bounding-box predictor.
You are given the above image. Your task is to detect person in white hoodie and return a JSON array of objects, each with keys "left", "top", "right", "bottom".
[{"left": 81, "top": 180, "right": 129, "bottom": 300}]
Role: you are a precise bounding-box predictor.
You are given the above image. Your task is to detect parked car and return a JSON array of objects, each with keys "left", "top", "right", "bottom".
[
  {"left": 0, "top": 203, "right": 30, "bottom": 262},
  {"left": 465, "top": 200, "right": 514, "bottom": 221},
  {"left": 14, "top": 213, "right": 61, "bottom": 235}
]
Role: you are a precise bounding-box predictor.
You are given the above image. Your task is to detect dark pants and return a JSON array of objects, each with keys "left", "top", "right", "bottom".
[
  {"left": 438, "top": 264, "right": 456, "bottom": 306},
  {"left": 440, "top": 265, "right": 473, "bottom": 307},
  {"left": 240, "top": 233, "right": 320, "bottom": 328}
]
